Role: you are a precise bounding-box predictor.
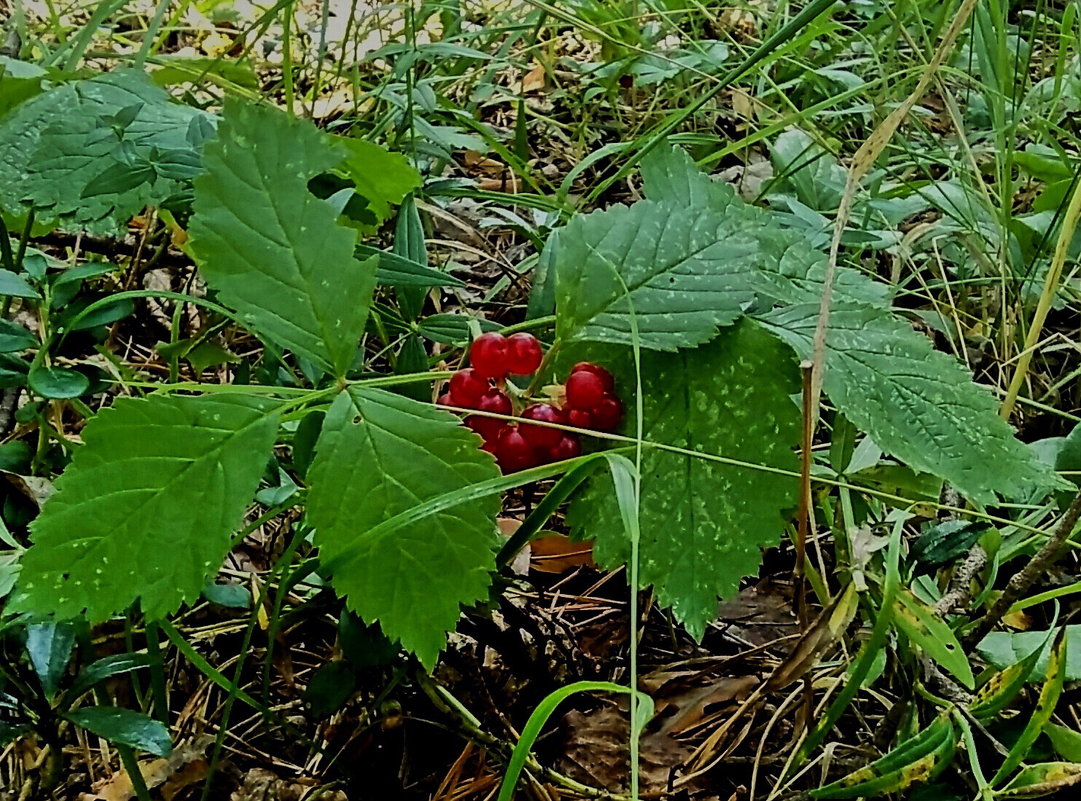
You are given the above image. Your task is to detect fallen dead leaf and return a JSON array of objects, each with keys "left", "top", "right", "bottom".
[
  {"left": 79, "top": 736, "right": 213, "bottom": 801},
  {"left": 521, "top": 61, "right": 546, "bottom": 93},
  {"left": 530, "top": 534, "right": 594, "bottom": 574}
]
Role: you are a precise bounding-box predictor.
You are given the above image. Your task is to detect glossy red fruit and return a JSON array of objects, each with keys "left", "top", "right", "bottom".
[
  {"left": 476, "top": 389, "right": 512, "bottom": 417},
  {"left": 548, "top": 435, "right": 581, "bottom": 461},
  {"left": 566, "top": 408, "right": 594, "bottom": 429},
  {"left": 571, "top": 362, "right": 614, "bottom": 391},
  {"left": 495, "top": 426, "right": 538, "bottom": 471},
  {"left": 470, "top": 333, "right": 509, "bottom": 379},
  {"left": 565, "top": 370, "right": 606, "bottom": 410},
  {"left": 467, "top": 415, "right": 504, "bottom": 443},
  {"left": 591, "top": 395, "right": 624, "bottom": 431},
  {"left": 519, "top": 403, "right": 564, "bottom": 449},
  {"left": 437, "top": 392, "right": 455, "bottom": 407},
  {"left": 449, "top": 368, "right": 489, "bottom": 406},
  {"left": 504, "top": 333, "right": 543, "bottom": 375}
]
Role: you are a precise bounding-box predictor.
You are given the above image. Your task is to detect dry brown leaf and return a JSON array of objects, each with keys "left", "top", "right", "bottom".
[
  {"left": 530, "top": 534, "right": 594, "bottom": 574},
  {"left": 521, "top": 61, "right": 546, "bottom": 94},
  {"left": 79, "top": 736, "right": 212, "bottom": 801}
]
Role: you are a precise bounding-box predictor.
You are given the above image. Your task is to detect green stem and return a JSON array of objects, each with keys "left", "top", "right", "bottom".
[
  {"left": 144, "top": 621, "right": 169, "bottom": 724},
  {"left": 117, "top": 744, "right": 153, "bottom": 801}
]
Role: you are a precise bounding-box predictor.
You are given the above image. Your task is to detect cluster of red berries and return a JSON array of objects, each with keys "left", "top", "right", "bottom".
[{"left": 438, "top": 332, "right": 623, "bottom": 472}]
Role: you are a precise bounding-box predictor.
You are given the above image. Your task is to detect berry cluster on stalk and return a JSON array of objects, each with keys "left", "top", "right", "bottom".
[{"left": 438, "top": 332, "right": 623, "bottom": 472}]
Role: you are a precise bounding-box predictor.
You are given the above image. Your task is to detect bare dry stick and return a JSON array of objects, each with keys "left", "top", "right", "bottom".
[
  {"left": 964, "top": 488, "right": 1081, "bottom": 650},
  {"left": 808, "top": 0, "right": 984, "bottom": 422}
]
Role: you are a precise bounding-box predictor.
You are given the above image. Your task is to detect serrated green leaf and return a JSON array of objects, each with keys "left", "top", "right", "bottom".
[
  {"left": 552, "top": 199, "right": 760, "bottom": 351},
  {"left": 756, "top": 303, "right": 1060, "bottom": 503},
  {"left": 190, "top": 102, "right": 377, "bottom": 377},
  {"left": 639, "top": 143, "right": 890, "bottom": 308},
  {"left": 8, "top": 71, "right": 212, "bottom": 234},
  {"left": 334, "top": 137, "right": 421, "bottom": 225},
  {"left": 307, "top": 387, "right": 500, "bottom": 668},
  {"left": 12, "top": 394, "right": 279, "bottom": 622},
  {"left": 566, "top": 321, "right": 801, "bottom": 637},
  {"left": 65, "top": 706, "right": 171, "bottom": 757}
]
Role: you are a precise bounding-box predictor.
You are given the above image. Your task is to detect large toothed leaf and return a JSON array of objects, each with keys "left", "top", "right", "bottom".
[
  {"left": 307, "top": 387, "right": 501, "bottom": 668},
  {"left": 190, "top": 102, "right": 377, "bottom": 377},
  {"left": 639, "top": 143, "right": 891, "bottom": 308},
  {"left": 756, "top": 303, "right": 1062, "bottom": 503},
  {"left": 0, "top": 71, "right": 210, "bottom": 233},
  {"left": 552, "top": 200, "right": 761, "bottom": 351},
  {"left": 567, "top": 321, "right": 801, "bottom": 637},
  {"left": 12, "top": 394, "right": 279, "bottom": 621}
]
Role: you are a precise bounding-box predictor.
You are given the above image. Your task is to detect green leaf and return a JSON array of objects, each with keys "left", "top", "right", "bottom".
[
  {"left": 8, "top": 71, "right": 212, "bottom": 234},
  {"left": 978, "top": 627, "right": 1081, "bottom": 681},
  {"left": 12, "top": 394, "right": 279, "bottom": 622},
  {"left": 639, "top": 143, "right": 889, "bottom": 308},
  {"left": 993, "top": 629, "right": 1068, "bottom": 783},
  {"left": 69, "top": 653, "right": 154, "bottom": 698},
  {"left": 0, "top": 720, "right": 30, "bottom": 746},
  {"left": 566, "top": 321, "right": 801, "bottom": 637},
  {"left": 334, "top": 137, "right": 422, "bottom": 225},
  {"left": 65, "top": 706, "right": 172, "bottom": 757},
  {"left": 0, "top": 269, "right": 40, "bottom": 298},
  {"left": 28, "top": 366, "right": 89, "bottom": 399},
  {"left": 26, "top": 621, "right": 76, "bottom": 700},
  {"left": 552, "top": 199, "right": 760, "bottom": 351},
  {"left": 998, "top": 762, "right": 1081, "bottom": 798},
  {"left": 355, "top": 244, "right": 464, "bottom": 288},
  {"left": 307, "top": 387, "right": 501, "bottom": 668},
  {"left": 416, "top": 313, "right": 499, "bottom": 345},
  {"left": 190, "top": 101, "right": 377, "bottom": 377},
  {"left": 303, "top": 660, "right": 358, "bottom": 717},
  {"left": 756, "top": 303, "right": 1061, "bottom": 503},
  {"left": 892, "top": 588, "right": 974, "bottom": 689},
  {"left": 0, "top": 319, "right": 37, "bottom": 352}
]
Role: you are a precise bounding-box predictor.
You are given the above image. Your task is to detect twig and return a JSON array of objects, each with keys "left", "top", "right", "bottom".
[
  {"left": 934, "top": 546, "right": 987, "bottom": 617},
  {"left": 964, "top": 488, "right": 1081, "bottom": 649}
]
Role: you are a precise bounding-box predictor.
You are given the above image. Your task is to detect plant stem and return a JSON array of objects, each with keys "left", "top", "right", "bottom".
[
  {"left": 964, "top": 488, "right": 1081, "bottom": 649},
  {"left": 117, "top": 744, "right": 153, "bottom": 801},
  {"left": 999, "top": 170, "right": 1081, "bottom": 420}
]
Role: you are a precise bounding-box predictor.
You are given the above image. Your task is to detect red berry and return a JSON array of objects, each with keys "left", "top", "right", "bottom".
[
  {"left": 504, "top": 333, "right": 543, "bottom": 375},
  {"left": 464, "top": 389, "right": 511, "bottom": 443},
  {"left": 476, "top": 389, "right": 511, "bottom": 417},
  {"left": 592, "top": 395, "right": 623, "bottom": 431},
  {"left": 495, "top": 426, "right": 538, "bottom": 471},
  {"left": 567, "top": 408, "right": 593, "bottom": 428},
  {"left": 519, "top": 403, "right": 564, "bottom": 449},
  {"left": 467, "top": 415, "right": 504, "bottom": 443},
  {"left": 565, "top": 370, "right": 606, "bottom": 410},
  {"left": 470, "top": 333, "right": 509, "bottom": 379},
  {"left": 548, "top": 435, "right": 581, "bottom": 461},
  {"left": 571, "top": 362, "right": 614, "bottom": 391},
  {"left": 449, "top": 368, "right": 489, "bottom": 406},
  {"left": 437, "top": 392, "right": 455, "bottom": 407}
]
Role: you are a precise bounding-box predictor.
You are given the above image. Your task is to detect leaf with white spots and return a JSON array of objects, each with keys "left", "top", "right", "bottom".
[
  {"left": 190, "top": 101, "right": 377, "bottom": 378},
  {"left": 306, "top": 387, "right": 501, "bottom": 669},
  {"left": 756, "top": 303, "right": 1063, "bottom": 503},
  {"left": 11, "top": 394, "right": 279, "bottom": 622},
  {"left": 552, "top": 200, "right": 762, "bottom": 351},
  {"left": 566, "top": 321, "right": 801, "bottom": 637}
]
